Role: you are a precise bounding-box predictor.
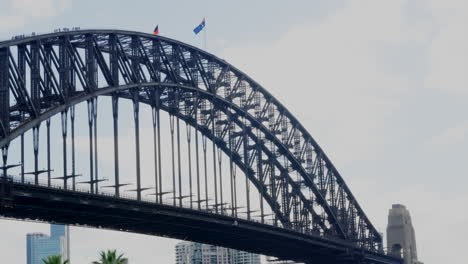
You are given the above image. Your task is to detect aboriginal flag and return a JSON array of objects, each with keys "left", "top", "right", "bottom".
[{"left": 153, "top": 25, "right": 159, "bottom": 35}]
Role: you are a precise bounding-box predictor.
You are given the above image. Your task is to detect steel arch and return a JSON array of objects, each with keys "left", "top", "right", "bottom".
[
  {"left": 1, "top": 82, "right": 328, "bottom": 231},
  {"left": 0, "top": 30, "right": 381, "bottom": 252}
]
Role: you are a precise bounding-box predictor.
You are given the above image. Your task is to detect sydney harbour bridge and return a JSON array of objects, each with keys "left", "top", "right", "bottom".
[{"left": 0, "top": 29, "right": 401, "bottom": 264}]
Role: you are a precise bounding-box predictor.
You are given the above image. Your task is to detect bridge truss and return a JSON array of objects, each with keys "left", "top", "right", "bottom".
[{"left": 0, "top": 30, "right": 400, "bottom": 264}]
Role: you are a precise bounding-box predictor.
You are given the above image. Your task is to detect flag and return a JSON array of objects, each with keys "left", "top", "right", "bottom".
[
  {"left": 153, "top": 25, "right": 159, "bottom": 35},
  {"left": 193, "top": 18, "right": 206, "bottom": 35}
]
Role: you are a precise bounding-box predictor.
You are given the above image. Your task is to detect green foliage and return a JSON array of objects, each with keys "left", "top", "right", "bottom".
[
  {"left": 42, "top": 255, "right": 70, "bottom": 264},
  {"left": 92, "top": 249, "right": 128, "bottom": 264}
]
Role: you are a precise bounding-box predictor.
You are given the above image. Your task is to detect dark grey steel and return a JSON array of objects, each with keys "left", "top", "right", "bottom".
[{"left": 0, "top": 30, "right": 401, "bottom": 264}]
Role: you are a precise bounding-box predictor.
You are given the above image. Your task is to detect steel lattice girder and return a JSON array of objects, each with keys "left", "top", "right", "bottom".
[
  {"left": 0, "top": 30, "right": 382, "bottom": 251},
  {"left": 0, "top": 180, "right": 401, "bottom": 264}
]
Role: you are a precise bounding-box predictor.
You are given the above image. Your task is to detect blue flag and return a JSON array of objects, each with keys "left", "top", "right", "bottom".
[{"left": 193, "top": 18, "right": 206, "bottom": 34}]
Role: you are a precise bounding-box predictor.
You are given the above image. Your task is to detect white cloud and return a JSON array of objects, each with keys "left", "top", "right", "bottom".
[
  {"left": 12, "top": 0, "right": 71, "bottom": 18},
  {"left": 425, "top": 0, "right": 468, "bottom": 93},
  {"left": 0, "top": 14, "right": 27, "bottom": 32},
  {"left": 220, "top": 0, "right": 429, "bottom": 165},
  {"left": 219, "top": 1, "right": 468, "bottom": 263},
  {"left": 428, "top": 120, "right": 468, "bottom": 147},
  {"left": 0, "top": 0, "right": 72, "bottom": 32}
]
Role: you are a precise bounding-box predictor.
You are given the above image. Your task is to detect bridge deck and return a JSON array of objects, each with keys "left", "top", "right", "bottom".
[{"left": 0, "top": 180, "right": 400, "bottom": 264}]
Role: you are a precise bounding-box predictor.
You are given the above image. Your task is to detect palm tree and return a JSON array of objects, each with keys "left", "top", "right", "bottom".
[
  {"left": 42, "top": 255, "right": 70, "bottom": 264},
  {"left": 92, "top": 250, "right": 128, "bottom": 264}
]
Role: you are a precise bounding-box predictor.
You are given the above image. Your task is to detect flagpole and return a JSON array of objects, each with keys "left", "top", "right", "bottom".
[{"left": 204, "top": 18, "right": 207, "bottom": 51}]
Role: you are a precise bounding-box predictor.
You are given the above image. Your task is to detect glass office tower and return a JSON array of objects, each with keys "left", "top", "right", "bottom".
[
  {"left": 26, "top": 224, "right": 70, "bottom": 264},
  {"left": 175, "top": 241, "right": 261, "bottom": 264}
]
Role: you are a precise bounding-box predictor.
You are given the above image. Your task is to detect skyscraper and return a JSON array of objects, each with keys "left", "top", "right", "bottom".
[
  {"left": 175, "top": 241, "right": 261, "bottom": 264},
  {"left": 26, "top": 224, "right": 70, "bottom": 264}
]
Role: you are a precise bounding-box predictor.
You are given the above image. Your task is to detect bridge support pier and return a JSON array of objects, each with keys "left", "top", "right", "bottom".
[{"left": 387, "top": 204, "right": 423, "bottom": 264}]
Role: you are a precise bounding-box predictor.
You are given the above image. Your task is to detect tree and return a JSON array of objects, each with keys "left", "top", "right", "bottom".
[
  {"left": 92, "top": 250, "right": 128, "bottom": 264},
  {"left": 42, "top": 255, "right": 70, "bottom": 264}
]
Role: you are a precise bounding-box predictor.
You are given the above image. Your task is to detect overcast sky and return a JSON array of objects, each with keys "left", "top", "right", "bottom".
[{"left": 0, "top": 0, "right": 467, "bottom": 263}]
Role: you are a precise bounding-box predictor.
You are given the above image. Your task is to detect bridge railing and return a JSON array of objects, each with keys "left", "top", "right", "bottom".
[
  {"left": 5, "top": 27, "right": 83, "bottom": 42},
  {"left": 6, "top": 174, "right": 272, "bottom": 222},
  {"left": 2, "top": 172, "right": 405, "bottom": 264},
  {"left": 4, "top": 174, "right": 359, "bottom": 244}
]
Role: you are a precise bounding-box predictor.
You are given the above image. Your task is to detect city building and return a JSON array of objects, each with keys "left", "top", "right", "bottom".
[
  {"left": 265, "top": 256, "right": 301, "bottom": 264},
  {"left": 175, "top": 241, "right": 260, "bottom": 264},
  {"left": 386, "top": 204, "right": 423, "bottom": 264},
  {"left": 26, "top": 224, "right": 70, "bottom": 264}
]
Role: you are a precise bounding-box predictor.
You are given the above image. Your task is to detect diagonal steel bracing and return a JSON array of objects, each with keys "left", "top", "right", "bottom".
[{"left": 0, "top": 30, "right": 398, "bottom": 264}]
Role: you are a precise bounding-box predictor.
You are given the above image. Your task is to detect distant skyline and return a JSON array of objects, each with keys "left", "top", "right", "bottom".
[
  {"left": 0, "top": 1, "right": 467, "bottom": 264},
  {"left": 175, "top": 241, "right": 261, "bottom": 264}
]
